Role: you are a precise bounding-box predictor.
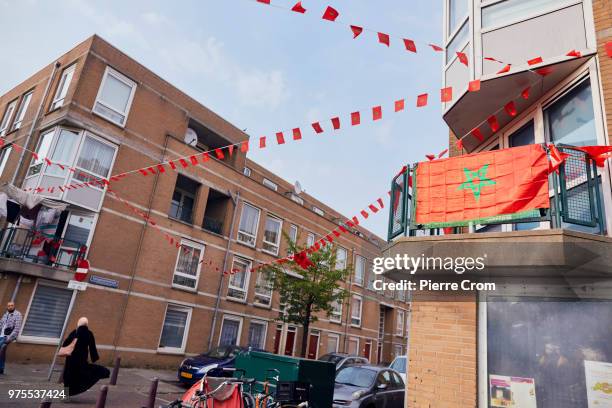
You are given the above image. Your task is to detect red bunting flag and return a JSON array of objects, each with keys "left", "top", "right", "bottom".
[
  {"left": 488, "top": 115, "right": 500, "bottom": 132},
  {"left": 190, "top": 155, "right": 198, "bottom": 165},
  {"left": 471, "top": 128, "right": 484, "bottom": 142},
  {"left": 322, "top": 6, "right": 339, "bottom": 21},
  {"left": 403, "top": 39, "right": 416, "bottom": 53},
  {"left": 332, "top": 229, "right": 341, "bottom": 237},
  {"left": 259, "top": 136, "right": 266, "bottom": 148},
  {"left": 372, "top": 106, "right": 382, "bottom": 121},
  {"left": 360, "top": 210, "right": 369, "bottom": 219},
  {"left": 169, "top": 160, "right": 177, "bottom": 170},
  {"left": 548, "top": 144, "right": 570, "bottom": 174},
  {"left": 497, "top": 64, "right": 511, "bottom": 74},
  {"left": 45, "top": 158, "right": 52, "bottom": 166},
  {"left": 441, "top": 87, "right": 453, "bottom": 103},
  {"left": 331, "top": 117, "right": 340, "bottom": 130},
  {"left": 377, "top": 198, "right": 384, "bottom": 208},
  {"left": 484, "top": 57, "right": 499, "bottom": 62},
  {"left": 522, "top": 87, "right": 530, "bottom": 99},
  {"left": 425, "top": 154, "right": 436, "bottom": 161},
  {"left": 292, "top": 128, "right": 302, "bottom": 140},
  {"left": 312, "top": 122, "right": 324, "bottom": 134},
  {"left": 468, "top": 80, "right": 481, "bottom": 92},
  {"left": 416, "top": 93, "right": 428, "bottom": 107},
  {"left": 536, "top": 67, "right": 554, "bottom": 76},
  {"left": 378, "top": 32, "right": 390, "bottom": 47},
  {"left": 241, "top": 141, "right": 249, "bottom": 152},
  {"left": 12, "top": 144, "right": 22, "bottom": 152},
  {"left": 429, "top": 44, "right": 443, "bottom": 52},
  {"left": 527, "top": 56, "right": 543, "bottom": 66},
  {"left": 456, "top": 52, "right": 468, "bottom": 66},
  {"left": 351, "top": 111, "right": 361, "bottom": 126},
  {"left": 293, "top": 251, "right": 314, "bottom": 270},
  {"left": 201, "top": 152, "right": 210, "bottom": 162},
  {"left": 456, "top": 139, "right": 464, "bottom": 150},
  {"left": 573, "top": 145, "right": 612, "bottom": 167},
  {"left": 157, "top": 164, "right": 166, "bottom": 173},
  {"left": 215, "top": 149, "right": 225, "bottom": 160},
  {"left": 504, "top": 101, "right": 517, "bottom": 117},
  {"left": 276, "top": 131, "right": 285, "bottom": 144},
  {"left": 566, "top": 50, "right": 581, "bottom": 57},
  {"left": 139, "top": 169, "right": 148, "bottom": 176},
  {"left": 438, "top": 148, "right": 449, "bottom": 158},
  {"left": 290, "top": 1, "right": 306, "bottom": 13},
  {"left": 350, "top": 25, "right": 363, "bottom": 38},
  {"left": 368, "top": 204, "right": 379, "bottom": 213},
  {"left": 394, "top": 99, "right": 405, "bottom": 112},
  {"left": 257, "top": 0, "right": 270, "bottom": 3},
  {"left": 606, "top": 42, "right": 612, "bottom": 58},
  {"left": 179, "top": 158, "right": 189, "bottom": 168}
]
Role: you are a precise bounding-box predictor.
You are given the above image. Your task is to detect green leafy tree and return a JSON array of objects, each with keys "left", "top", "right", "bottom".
[{"left": 259, "top": 235, "right": 350, "bottom": 358}]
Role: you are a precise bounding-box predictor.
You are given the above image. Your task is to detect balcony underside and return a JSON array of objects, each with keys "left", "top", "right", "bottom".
[{"left": 0, "top": 257, "right": 74, "bottom": 282}]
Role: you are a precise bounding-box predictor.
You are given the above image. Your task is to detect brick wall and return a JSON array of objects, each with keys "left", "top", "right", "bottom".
[{"left": 593, "top": 0, "right": 612, "bottom": 145}]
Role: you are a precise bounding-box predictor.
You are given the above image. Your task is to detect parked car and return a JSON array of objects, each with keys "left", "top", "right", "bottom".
[
  {"left": 332, "top": 365, "right": 405, "bottom": 407},
  {"left": 177, "top": 345, "right": 263, "bottom": 385},
  {"left": 318, "top": 352, "right": 369, "bottom": 372},
  {"left": 389, "top": 355, "right": 407, "bottom": 382}
]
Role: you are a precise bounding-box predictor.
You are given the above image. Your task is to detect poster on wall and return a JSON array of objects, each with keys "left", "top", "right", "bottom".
[
  {"left": 585, "top": 360, "right": 612, "bottom": 407},
  {"left": 489, "top": 375, "right": 537, "bottom": 408}
]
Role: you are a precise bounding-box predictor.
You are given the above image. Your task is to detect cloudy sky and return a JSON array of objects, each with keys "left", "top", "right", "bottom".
[{"left": 0, "top": 0, "right": 448, "bottom": 237}]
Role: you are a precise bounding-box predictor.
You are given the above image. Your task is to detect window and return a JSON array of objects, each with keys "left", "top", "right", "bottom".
[
  {"left": 330, "top": 290, "right": 342, "bottom": 323},
  {"left": 482, "top": 0, "right": 564, "bottom": 29},
  {"left": 446, "top": 21, "right": 469, "bottom": 63},
  {"left": 354, "top": 255, "right": 365, "bottom": 286},
  {"left": 57, "top": 212, "right": 95, "bottom": 266},
  {"left": 335, "top": 247, "right": 347, "bottom": 270},
  {"left": 393, "top": 344, "right": 403, "bottom": 357},
  {"left": 27, "top": 129, "right": 52, "bottom": 176},
  {"left": 287, "top": 224, "right": 298, "bottom": 255},
  {"left": 254, "top": 270, "right": 273, "bottom": 307},
  {"left": 351, "top": 295, "right": 363, "bottom": 327},
  {"left": 390, "top": 356, "right": 407, "bottom": 374},
  {"left": 306, "top": 232, "right": 315, "bottom": 248},
  {"left": 243, "top": 167, "right": 251, "bottom": 176},
  {"left": 169, "top": 175, "right": 198, "bottom": 224},
  {"left": 50, "top": 64, "right": 76, "bottom": 111},
  {"left": 74, "top": 135, "right": 116, "bottom": 183},
  {"left": 312, "top": 206, "right": 324, "bottom": 216},
  {"left": 448, "top": 0, "right": 468, "bottom": 35},
  {"left": 262, "top": 178, "right": 278, "bottom": 191},
  {"left": 20, "top": 281, "right": 73, "bottom": 342},
  {"left": 158, "top": 304, "right": 191, "bottom": 352},
  {"left": 172, "top": 241, "right": 204, "bottom": 290},
  {"left": 0, "top": 146, "right": 12, "bottom": 178},
  {"left": 396, "top": 310, "right": 405, "bottom": 336},
  {"left": 509, "top": 121, "right": 539, "bottom": 231},
  {"left": 237, "top": 203, "right": 260, "bottom": 247},
  {"left": 0, "top": 99, "right": 17, "bottom": 136},
  {"left": 546, "top": 79, "right": 596, "bottom": 147},
  {"left": 11, "top": 91, "right": 33, "bottom": 131},
  {"left": 247, "top": 320, "right": 267, "bottom": 349},
  {"left": 367, "top": 263, "right": 376, "bottom": 290},
  {"left": 93, "top": 67, "right": 136, "bottom": 126},
  {"left": 262, "top": 215, "right": 282, "bottom": 255},
  {"left": 347, "top": 337, "right": 359, "bottom": 355},
  {"left": 326, "top": 334, "right": 339, "bottom": 353},
  {"left": 219, "top": 315, "right": 242, "bottom": 346},
  {"left": 227, "top": 257, "right": 251, "bottom": 301},
  {"left": 290, "top": 194, "right": 304, "bottom": 205}
]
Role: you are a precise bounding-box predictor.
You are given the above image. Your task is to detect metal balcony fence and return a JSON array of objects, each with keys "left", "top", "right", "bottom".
[{"left": 388, "top": 145, "right": 606, "bottom": 241}]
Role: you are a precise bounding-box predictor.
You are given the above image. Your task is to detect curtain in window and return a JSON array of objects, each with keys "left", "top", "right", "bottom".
[
  {"left": 327, "top": 337, "right": 338, "bottom": 353},
  {"left": 230, "top": 263, "right": 247, "bottom": 289},
  {"left": 248, "top": 323, "right": 265, "bottom": 348},
  {"left": 239, "top": 205, "right": 259, "bottom": 235},
  {"left": 264, "top": 218, "right": 280, "bottom": 244},
  {"left": 159, "top": 307, "right": 188, "bottom": 349},
  {"left": 77, "top": 136, "right": 114, "bottom": 177},
  {"left": 220, "top": 319, "right": 240, "bottom": 346},
  {"left": 176, "top": 246, "right": 200, "bottom": 277},
  {"left": 100, "top": 75, "right": 132, "bottom": 112},
  {"left": 21, "top": 285, "right": 72, "bottom": 338}
]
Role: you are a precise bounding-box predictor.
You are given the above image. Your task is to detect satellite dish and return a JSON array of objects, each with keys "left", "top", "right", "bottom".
[
  {"left": 184, "top": 128, "right": 198, "bottom": 147},
  {"left": 294, "top": 180, "right": 303, "bottom": 195}
]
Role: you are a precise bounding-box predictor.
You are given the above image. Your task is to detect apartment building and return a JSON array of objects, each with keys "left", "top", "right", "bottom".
[
  {"left": 0, "top": 35, "right": 408, "bottom": 368},
  {"left": 385, "top": 0, "right": 612, "bottom": 407}
]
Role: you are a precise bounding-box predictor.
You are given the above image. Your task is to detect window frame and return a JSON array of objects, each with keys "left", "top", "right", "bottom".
[
  {"left": 227, "top": 256, "right": 252, "bottom": 302},
  {"left": 306, "top": 232, "right": 315, "bottom": 248},
  {"left": 247, "top": 319, "right": 268, "bottom": 349},
  {"left": 480, "top": 0, "right": 581, "bottom": 33},
  {"left": 335, "top": 247, "right": 348, "bottom": 270},
  {"left": 237, "top": 202, "right": 260, "bottom": 248},
  {"left": 0, "top": 145, "right": 13, "bottom": 178},
  {"left": 218, "top": 314, "right": 243, "bottom": 347},
  {"left": 444, "top": 0, "right": 471, "bottom": 69},
  {"left": 243, "top": 167, "right": 251, "bottom": 177},
  {"left": 330, "top": 289, "right": 343, "bottom": 323},
  {"left": 312, "top": 206, "right": 325, "bottom": 217},
  {"left": 157, "top": 303, "right": 192, "bottom": 354},
  {"left": 326, "top": 333, "right": 340, "bottom": 353},
  {"left": 50, "top": 64, "right": 76, "bottom": 111},
  {"left": 93, "top": 66, "right": 137, "bottom": 127},
  {"left": 262, "top": 214, "right": 283, "bottom": 256},
  {"left": 254, "top": 267, "right": 273, "bottom": 308},
  {"left": 354, "top": 255, "right": 366, "bottom": 286},
  {"left": 0, "top": 99, "right": 18, "bottom": 137},
  {"left": 396, "top": 310, "right": 405, "bottom": 336},
  {"left": 11, "top": 90, "right": 34, "bottom": 131},
  {"left": 169, "top": 183, "right": 197, "bottom": 224},
  {"left": 262, "top": 178, "right": 278, "bottom": 191},
  {"left": 290, "top": 194, "right": 304, "bottom": 205},
  {"left": 350, "top": 295, "right": 363, "bottom": 327},
  {"left": 347, "top": 336, "right": 360, "bottom": 355},
  {"left": 171, "top": 239, "right": 205, "bottom": 291}
]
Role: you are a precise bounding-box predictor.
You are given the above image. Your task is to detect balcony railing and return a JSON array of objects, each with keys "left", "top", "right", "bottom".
[
  {"left": 203, "top": 216, "right": 224, "bottom": 235},
  {"left": 388, "top": 145, "right": 606, "bottom": 240},
  {"left": 0, "top": 227, "right": 87, "bottom": 269}
]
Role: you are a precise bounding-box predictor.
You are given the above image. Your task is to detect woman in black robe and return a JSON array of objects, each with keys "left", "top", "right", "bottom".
[{"left": 61, "top": 317, "right": 110, "bottom": 396}]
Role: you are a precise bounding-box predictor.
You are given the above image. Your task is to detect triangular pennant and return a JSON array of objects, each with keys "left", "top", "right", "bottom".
[
  {"left": 527, "top": 56, "right": 543, "bottom": 66},
  {"left": 214, "top": 149, "right": 224, "bottom": 160},
  {"left": 240, "top": 141, "right": 249, "bottom": 152},
  {"left": 497, "top": 64, "right": 511, "bottom": 74},
  {"left": 504, "top": 101, "right": 517, "bottom": 117},
  {"left": 228, "top": 145, "right": 235, "bottom": 157},
  {"left": 522, "top": 87, "right": 530, "bottom": 100},
  {"left": 322, "top": 6, "right": 339, "bottom": 21},
  {"left": 456, "top": 52, "right": 468, "bottom": 66},
  {"left": 201, "top": 152, "right": 210, "bottom": 162},
  {"left": 290, "top": 1, "right": 306, "bottom": 13},
  {"left": 487, "top": 115, "right": 500, "bottom": 133},
  {"left": 471, "top": 128, "right": 484, "bottom": 142},
  {"left": 350, "top": 25, "right": 363, "bottom": 38},
  {"left": 428, "top": 44, "right": 443, "bottom": 52}
]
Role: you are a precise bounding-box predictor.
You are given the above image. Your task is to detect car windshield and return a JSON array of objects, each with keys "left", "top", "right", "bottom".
[
  {"left": 204, "top": 346, "right": 234, "bottom": 359},
  {"left": 390, "top": 357, "right": 406, "bottom": 373},
  {"left": 335, "top": 367, "right": 377, "bottom": 388},
  {"left": 318, "top": 354, "right": 345, "bottom": 365}
]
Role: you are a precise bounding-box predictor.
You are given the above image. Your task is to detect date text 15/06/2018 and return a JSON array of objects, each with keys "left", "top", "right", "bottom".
[{"left": 373, "top": 279, "right": 496, "bottom": 292}]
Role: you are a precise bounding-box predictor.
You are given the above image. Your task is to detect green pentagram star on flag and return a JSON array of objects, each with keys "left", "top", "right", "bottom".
[{"left": 458, "top": 164, "right": 496, "bottom": 200}]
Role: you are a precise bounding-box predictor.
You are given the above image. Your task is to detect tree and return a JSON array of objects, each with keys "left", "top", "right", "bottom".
[{"left": 259, "top": 235, "right": 350, "bottom": 358}]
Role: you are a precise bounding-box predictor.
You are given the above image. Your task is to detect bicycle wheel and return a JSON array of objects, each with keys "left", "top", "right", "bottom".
[{"left": 243, "top": 392, "right": 256, "bottom": 408}]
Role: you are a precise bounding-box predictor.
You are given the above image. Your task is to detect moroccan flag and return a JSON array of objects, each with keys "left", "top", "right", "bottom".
[{"left": 415, "top": 144, "right": 549, "bottom": 227}]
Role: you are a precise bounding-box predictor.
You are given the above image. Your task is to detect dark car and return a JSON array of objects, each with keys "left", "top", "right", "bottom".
[
  {"left": 332, "top": 365, "right": 405, "bottom": 407},
  {"left": 177, "top": 345, "right": 262, "bottom": 385},
  {"left": 318, "top": 352, "right": 369, "bottom": 372}
]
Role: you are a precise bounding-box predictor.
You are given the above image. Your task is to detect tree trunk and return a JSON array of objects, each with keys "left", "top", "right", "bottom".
[{"left": 299, "top": 306, "right": 312, "bottom": 358}]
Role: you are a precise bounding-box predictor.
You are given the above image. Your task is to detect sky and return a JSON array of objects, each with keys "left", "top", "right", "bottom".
[{"left": 0, "top": 0, "right": 448, "bottom": 238}]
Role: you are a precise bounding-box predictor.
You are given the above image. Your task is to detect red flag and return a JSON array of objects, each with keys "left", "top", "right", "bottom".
[
  {"left": 536, "top": 67, "right": 553, "bottom": 76},
  {"left": 290, "top": 1, "right": 306, "bottom": 13},
  {"left": 351, "top": 216, "right": 360, "bottom": 226},
  {"left": 45, "top": 158, "right": 52, "bottom": 166},
  {"left": 566, "top": 50, "right": 581, "bottom": 58},
  {"left": 394, "top": 99, "right": 405, "bottom": 112},
  {"left": 157, "top": 164, "right": 166, "bottom": 173},
  {"left": 403, "top": 39, "right": 416, "bottom": 53},
  {"left": 522, "top": 87, "right": 530, "bottom": 99},
  {"left": 425, "top": 154, "right": 436, "bottom": 161},
  {"left": 468, "top": 80, "right": 481, "bottom": 92},
  {"left": 292, "top": 128, "right": 302, "bottom": 140},
  {"left": 257, "top": 0, "right": 270, "bottom": 3},
  {"left": 441, "top": 87, "right": 453, "bottom": 103},
  {"left": 276, "top": 132, "right": 285, "bottom": 144},
  {"left": 228, "top": 145, "right": 235, "bottom": 157},
  {"left": 12, "top": 144, "right": 22, "bottom": 152},
  {"left": 332, "top": 229, "right": 341, "bottom": 237},
  {"left": 312, "top": 122, "right": 324, "bottom": 134},
  {"left": 259, "top": 136, "right": 266, "bottom": 148},
  {"left": 416, "top": 93, "right": 428, "bottom": 107},
  {"left": 504, "top": 101, "right": 517, "bottom": 117},
  {"left": 179, "top": 158, "right": 189, "bottom": 168},
  {"left": 378, "top": 32, "right": 390, "bottom": 47},
  {"left": 372, "top": 106, "right": 382, "bottom": 121},
  {"left": 487, "top": 115, "right": 500, "bottom": 133},
  {"left": 139, "top": 169, "right": 148, "bottom": 176},
  {"left": 322, "top": 6, "right": 339, "bottom": 21},
  {"left": 438, "top": 148, "right": 449, "bottom": 158},
  {"left": 293, "top": 251, "right": 314, "bottom": 270},
  {"left": 215, "top": 149, "right": 225, "bottom": 160},
  {"left": 572, "top": 145, "right": 612, "bottom": 167},
  {"left": 497, "top": 64, "right": 511, "bottom": 74},
  {"left": 377, "top": 198, "right": 384, "bottom": 208},
  {"left": 240, "top": 141, "right": 249, "bottom": 152},
  {"left": 368, "top": 204, "right": 379, "bottom": 213},
  {"left": 331, "top": 117, "right": 340, "bottom": 130},
  {"left": 360, "top": 210, "right": 369, "bottom": 219},
  {"left": 351, "top": 111, "right": 361, "bottom": 126},
  {"left": 527, "top": 56, "right": 543, "bottom": 66},
  {"left": 471, "top": 128, "right": 484, "bottom": 142},
  {"left": 350, "top": 25, "right": 363, "bottom": 38},
  {"left": 190, "top": 155, "right": 198, "bottom": 165},
  {"left": 484, "top": 57, "right": 499, "bottom": 62},
  {"left": 606, "top": 41, "right": 612, "bottom": 58},
  {"left": 429, "top": 44, "right": 443, "bottom": 52},
  {"left": 201, "top": 152, "right": 210, "bottom": 162},
  {"left": 169, "top": 161, "right": 177, "bottom": 170},
  {"left": 548, "top": 144, "right": 570, "bottom": 174},
  {"left": 456, "top": 52, "right": 468, "bottom": 66}
]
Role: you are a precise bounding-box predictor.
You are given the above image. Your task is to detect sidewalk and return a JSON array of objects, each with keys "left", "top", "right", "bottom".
[{"left": 0, "top": 363, "right": 187, "bottom": 407}]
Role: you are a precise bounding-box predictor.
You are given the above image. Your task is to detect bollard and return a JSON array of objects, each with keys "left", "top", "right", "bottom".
[
  {"left": 143, "top": 377, "right": 159, "bottom": 408},
  {"left": 95, "top": 385, "right": 109, "bottom": 408},
  {"left": 109, "top": 356, "right": 121, "bottom": 385},
  {"left": 39, "top": 400, "right": 52, "bottom": 408}
]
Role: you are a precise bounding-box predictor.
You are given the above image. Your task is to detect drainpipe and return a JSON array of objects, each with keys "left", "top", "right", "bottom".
[
  {"left": 342, "top": 247, "right": 355, "bottom": 353},
  {"left": 208, "top": 190, "right": 240, "bottom": 351}
]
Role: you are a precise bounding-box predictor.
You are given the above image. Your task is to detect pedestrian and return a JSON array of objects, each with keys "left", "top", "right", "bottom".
[
  {"left": 61, "top": 317, "right": 110, "bottom": 396},
  {"left": 0, "top": 301, "right": 22, "bottom": 374}
]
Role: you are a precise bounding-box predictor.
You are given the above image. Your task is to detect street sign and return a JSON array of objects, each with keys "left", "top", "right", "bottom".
[
  {"left": 68, "top": 280, "right": 88, "bottom": 291},
  {"left": 89, "top": 275, "right": 118, "bottom": 289}
]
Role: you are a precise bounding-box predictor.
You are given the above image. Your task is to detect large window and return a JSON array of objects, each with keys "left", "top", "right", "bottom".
[
  {"left": 448, "top": 0, "right": 468, "bottom": 35},
  {"left": 20, "top": 281, "right": 73, "bottom": 342},
  {"left": 219, "top": 315, "right": 242, "bottom": 346},
  {"left": 446, "top": 21, "right": 470, "bottom": 63},
  {"left": 227, "top": 257, "right": 251, "bottom": 302},
  {"left": 158, "top": 304, "right": 191, "bottom": 352},
  {"left": 351, "top": 295, "right": 363, "bottom": 327},
  {"left": 262, "top": 215, "right": 282, "bottom": 255},
  {"left": 354, "top": 255, "right": 365, "bottom": 286},
  {"left": 0, "top": 99, "right": 17, "bottom": 137},
  {"left": 57, "top": 212, "right": 95, "bottom": 266},
  {"left": 335, "top": 247, "right": 347, "bottom": 270},
  {"left": 237, "top": 203, "right": 260, "bottom": 247},
  {"left": 172, "top": 241, "right": 204, "bottom": 290},
  {"left": 93, "top": 67, "right": 136, "bottom": 126},
  {"left": 254, "top": 270, "right": 273, "bottom": 307},
  {"left": 247, "top": 320, "right": 267, "bottom": 349},
  {"left": 74, "top": 136, "right": 116, "bottom": 184},
  {"left": 11, "top": 91, "right": 33, "bottom": 131},
  {"left": 50, "top": 64, "right": 76, "bottom": 110},
  {"left": 330, "top": 290, "right": 342, "bottom": 323},
  {"left": 0, "top": 146, "right": 12, "bottom": 178},
  {"left": 169, "top": 175, "right": 199, "bottom": 224},
  {"left": 482, "top": 0, "right": 566, "bottom": 29}
]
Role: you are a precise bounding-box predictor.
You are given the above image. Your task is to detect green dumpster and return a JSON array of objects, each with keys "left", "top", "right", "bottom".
[{"left": 234, "top": 351, "right": 335, "bottom": 407}]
